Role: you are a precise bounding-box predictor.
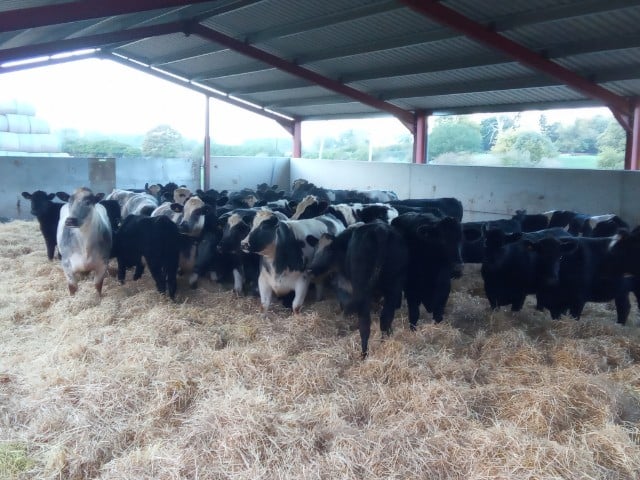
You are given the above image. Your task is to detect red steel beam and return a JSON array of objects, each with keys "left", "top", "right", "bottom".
[
  {"left": 413, "top": 111, "right": 427, "bottom": 164},
  {"left": 0, "top": 0, "right": 214, "bottom": 32},
  {"left": 292, "top": 120, "right": 302, "bottom": 158},
  {"left": 190, "top": 23, "right": 416, "bottom": 133},
  {"left": 629, "top": 101, "right": 640, "bottom": 170},
  {"left": 398, "top": 0, "right": 631, "bottom": 117}
]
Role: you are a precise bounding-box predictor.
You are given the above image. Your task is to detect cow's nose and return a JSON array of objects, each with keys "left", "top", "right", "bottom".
[
  {"left": 241, "top": 241, "right": 249, "bottom": 252},
  {"left": 65, "top": 217, "right": 79, "bottom": 227}
]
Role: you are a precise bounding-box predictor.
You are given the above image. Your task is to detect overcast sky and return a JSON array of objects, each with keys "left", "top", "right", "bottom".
[{"left": 0, "top": 57, "right": 611, "bottom": 146}]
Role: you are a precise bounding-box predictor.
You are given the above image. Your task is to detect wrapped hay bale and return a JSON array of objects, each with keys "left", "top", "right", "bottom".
[
  {"left": 28, "top": 116, "right": 50, "bottom": 134},
  {"left": 0, "top": 114, "right": 8, "bottom": 132},
  {"left": 0, "top": 131, "right": 20, "bottom": 151},
  {"left": 6, "top": 113, "right": 30, "bottom": 133}
]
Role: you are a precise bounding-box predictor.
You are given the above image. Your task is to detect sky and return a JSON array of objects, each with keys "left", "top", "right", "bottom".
[{"left": 0, "top": 56, "right": 612, "bottom": 146}]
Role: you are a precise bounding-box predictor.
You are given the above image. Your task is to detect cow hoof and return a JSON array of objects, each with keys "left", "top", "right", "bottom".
[{"left": 68, "top": 284, "right": 77, "bottom": 296}]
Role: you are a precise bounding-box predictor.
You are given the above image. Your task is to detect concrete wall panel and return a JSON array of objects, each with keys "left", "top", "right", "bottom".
[
  {"left": 115, "top": 157, "right": 199, "bottom": 191},
  {"left": 209, "top": 157, "right": 290, "bottom": 193},
  {"left": 290, "top": 158, "right": 412, "bottom": 198}
]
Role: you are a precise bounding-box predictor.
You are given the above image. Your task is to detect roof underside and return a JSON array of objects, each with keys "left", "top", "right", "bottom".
[{"left": 0, "top": 0, "right": 639, "bottom": 128}]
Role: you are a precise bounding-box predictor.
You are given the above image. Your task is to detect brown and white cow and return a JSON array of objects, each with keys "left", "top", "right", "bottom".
[{"left": 56, "top": 187, "right": 113, "bottom": 295}]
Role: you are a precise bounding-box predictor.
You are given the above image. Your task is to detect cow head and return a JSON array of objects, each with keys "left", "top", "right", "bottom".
[
  {"left": 21, "top": 190, "right": 56, "bottom": 217},
  {"left": 307, "top": 233, "right": 339, "bottom": 277},
  {"left": 291, "top": 195, "right": 328, "bottom": 220},
  {"left": 417, "top": 216, "right": 464, "bottom": 277},
  {"left": 172, "top": 196, "right": 211, "bottom": 237},
  {"left": 172, "top": 187, "right": 192, "bottom": 205},
  {"left": 608, "top": 227, "right": 640, "bottom": 275},
  {"left": 64, "top": 187, "right": 100, "bottom": 228},
  {"left": 218, "top": 212, "right": 254, "bottom": 253},
  {"left": 482, "top": 228, "right": 523, "bottom": 269},
  {"left": 525, "top": 236, "right": 577, "bottom": 286},
  {"left": 241, "top": 210, "right": 280, "bottom": 255}
]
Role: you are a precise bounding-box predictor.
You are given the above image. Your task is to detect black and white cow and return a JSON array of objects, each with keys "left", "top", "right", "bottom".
[
  {"left": 21, "top": 190, "right": 65, "bottom": 260},
  {"left": 308, "top": 220, "right": 408, "bottom": 358},
  {"left": 57, "top": 191, "right": 121, "bottom": 236},
  {"left": 218, "top": 208, "right": 287, "bottom": 295},
  {"left": 56, "top": 187, "right": 112, "bottom": 295},
  {"left": 240, "top": 209, "right": 345, "bottom": 313},
  {"left": 112, "top": 214, "right": 180, "bottom": 299},
  {"left": 391, "top": 212, "right": 463, "bottom": 329},
  {"left": 291, "top": 195, "right": 398, "bottom": 226},
  {"left": 480, "top": 228, "right": 574, "bottom": 312},
  {"left": 389, "top": 198, "right": 463, "bottom": 222}
]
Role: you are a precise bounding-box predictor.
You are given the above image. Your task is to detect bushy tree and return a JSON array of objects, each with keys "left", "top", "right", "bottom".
[
  {"left": 428, "top": 118, "right": 483, "bottom": 159},
  {"left": 493, "top": 130, "right": 556, "bottom": 165},
  {"left": 142, "top": 124, "right": 183, "bottom": 158},
  {"left": 596, "top": 119, "right": 626, "bottom": 170},
  {"left": 555, "top": 116, "right": 609, "bottom": 154},
  {"left": 61, "top": 138, "right": 141, "bottom": 157}
]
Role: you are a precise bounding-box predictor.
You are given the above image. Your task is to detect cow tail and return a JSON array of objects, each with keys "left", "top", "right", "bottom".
[{"left": 350, "top": 226, "right": 388, "bottom": 305}]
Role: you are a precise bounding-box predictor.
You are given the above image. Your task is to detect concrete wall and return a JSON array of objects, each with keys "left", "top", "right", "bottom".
[
  {"left": 291, "top": 158, "right": 640, "bottom": 225},
  {"left": 1, "top": 156, "right": 200, "bottom": 220},
  {"left": 4, "top": 155, "right": 640, "bottom": 227},
  {"left": 208, "top": 156, "right": 290, "bottom": 193}
]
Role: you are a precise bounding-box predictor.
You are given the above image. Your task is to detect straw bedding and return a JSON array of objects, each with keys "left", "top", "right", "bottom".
[{"left": 1, "top": 220, "right": 639, "bottom": 479}]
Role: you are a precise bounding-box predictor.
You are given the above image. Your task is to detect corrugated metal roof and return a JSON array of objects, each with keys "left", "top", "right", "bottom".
[{"left": 0, "top": 0, "right": 638, "bottom": 126}]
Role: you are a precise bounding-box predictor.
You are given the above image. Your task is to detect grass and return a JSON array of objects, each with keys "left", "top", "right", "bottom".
[{"left": 1, "top": 220, "right": 640, "bottom": 479}]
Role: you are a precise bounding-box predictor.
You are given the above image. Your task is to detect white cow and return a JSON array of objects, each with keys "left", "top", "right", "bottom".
[{"left": 57, "top": 187, "right": 112, "bottom": 295}]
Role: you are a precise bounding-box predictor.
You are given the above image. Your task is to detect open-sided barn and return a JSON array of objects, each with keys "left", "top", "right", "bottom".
[{"left": 2, "top": 1, "right": 640, "bottom": 478}]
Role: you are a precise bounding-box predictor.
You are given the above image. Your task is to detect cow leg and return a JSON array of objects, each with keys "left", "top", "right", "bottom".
[
  {"left": 117, "top": 258, "right": 127, "bottom": 284},
  {"left": 232, "top": 268, "right": 244, "bottom": 296},
  {"left": 166, "top": 259, "right": 178, "bottom": 301},
  {"left": 94, "top": 262, "right": 108, "bottom": 296},
  {"left": 148, "top": 261, "right": 166, "bottom": 294},
  {"left": 511, "top": 294, "right": 526, "bottom": 312},
  {"left": 614, "top": 294, "right": 631, "bottom": 325},
  {"left": 568, "top": 300, "right": 586, "bottom": 320},
  {"left": 133, "top": 260, "right": 145, "bottom": 280},
  {"left": 407, "top": 298, "right": 420, "bottom": 331},
  {"left": 45, "top": 239, "right": 56, "bottom": 261},
  {"left": 189, "top": 273, "right": 199, "bottom": 289},
  {"left": 292, "top": 277, "right": 311, "bottom": 314},
  {"left": 358, "top": 305, "right": 372, "bottom": 359},
  {"left": 258, "top": 272, "right": 273, "bottom": 314}
]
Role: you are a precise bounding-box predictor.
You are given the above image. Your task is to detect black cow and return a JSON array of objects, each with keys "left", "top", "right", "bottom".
[
  {"left": 461, "top": 217, "right": 523, "bottom": 264},
  {"left": 536, "top": 236, "right": 638, "bottom": 323},
  {"left": 389, "top": 198, "right": 463, "bottom": 222},
  {"left": 21, "top": 190, "right": 65, "bottom": 260},
  {"left": 480, "top": 228, "right": 574, "bottom": 312},
  {"left": 514, "top": 210, "right": 550, "bottom": 233},
  {"left": 309, "top": 220, "right": 408, "bottom": 358},
  {"left": 112, "top": 214, "right": 180, "bottom": 300},
  {"left": 391, "top": 212, "right": 463, "bottom": 329}
]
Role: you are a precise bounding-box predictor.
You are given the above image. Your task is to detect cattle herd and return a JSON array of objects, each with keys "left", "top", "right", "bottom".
[{"left": 20, "top": 179, "right": 640, "bottom": 358}]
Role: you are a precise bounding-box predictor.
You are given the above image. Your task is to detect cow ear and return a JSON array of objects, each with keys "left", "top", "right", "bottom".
[
  {"left": 46, "top": 192, "right": 56, "bottom": 201},
  {"left": 318, "top": 201, "right": 329, "bottom": 212},
  {"left": 95, "top": 192, "right": 105, "bottom": 202},
  {"left": 306, "top": 235, "right": 319, "bottom": 247},
  {"left": 505, "top": 232, "right": 523, "bottom": 244},
  {"left": 242, "top": 214, "right": 254, "bottom": 225},
  {"left": 170, "top": 203, "right": 184, "bottom": 213},
  {"left": 216, "top": 196, "right": 229, "bottom": 206},
  {"left": 631, "top": 226, "right": 640, "bottom": 237},
  {"left": 21, "top": 192, "right": 32, "bottom": 200},
  {"left": 56, "top": 191, "right": 70, "bottom": 202},
  {"left": 194, "top": 205, "right": 212, "bottom": 217}
]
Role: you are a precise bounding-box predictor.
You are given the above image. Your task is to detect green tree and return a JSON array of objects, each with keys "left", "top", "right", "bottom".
[
  {"left": 142, "top": 124, "right": 183, "bottom": 157},
  {"left": 493, "top": 130, "right": 556, "bottom": 165},
  {"left": 62, "top": 138, "right": 141, "bottom": 157},
  {"left": 480, "top": 117, "right": 498, "bottom": 151},
  {"left": 428, "top": 118, "right": 483, "bottom": 159},
  {"left": 539, "top": 114, "right": 561, "bottom": 143},
  {"left": 555, "top": 116, "right": 609, "bottom": 154},
  {"left": 596, "top": 119, "right": 626, "bottom": 169}
]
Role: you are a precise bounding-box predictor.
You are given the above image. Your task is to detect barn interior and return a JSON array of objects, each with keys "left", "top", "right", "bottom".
[{"left": 2, "top": 2, "right": 640, "bottom": 479}]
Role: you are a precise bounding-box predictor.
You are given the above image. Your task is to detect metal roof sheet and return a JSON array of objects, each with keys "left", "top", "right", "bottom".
[{"left": 0, "top": 0, "right": 638, "bottom": 126}]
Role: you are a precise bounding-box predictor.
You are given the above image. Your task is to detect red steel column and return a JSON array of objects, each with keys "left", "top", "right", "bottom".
[
  {"left": 292, "top": 120, "right": 302, "bottom": 158},
  {"left": 413, "top": 112, "right": 427, "bottom": 164},
  {"left": 631, "top": 101, "right": 640, "bottom": 171},
  {"left": 203, "top": 96, "right": 211, "bottom": 190}
]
